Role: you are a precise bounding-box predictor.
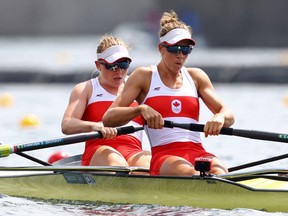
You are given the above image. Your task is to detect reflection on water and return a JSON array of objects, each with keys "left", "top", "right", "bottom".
[{"left": 2, "top": 195, "right": 285, "bottom": 216}]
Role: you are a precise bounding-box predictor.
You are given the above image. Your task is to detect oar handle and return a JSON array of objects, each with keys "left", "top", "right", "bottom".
[
  {"left": 164, "top": 120, "right": 288, "bottom": 143},
  {"left": 164, "top": 121, "right": 233, "bottom": 135},
  {"left": 0, "top": 125, "right": 143, "bottom": 158}
]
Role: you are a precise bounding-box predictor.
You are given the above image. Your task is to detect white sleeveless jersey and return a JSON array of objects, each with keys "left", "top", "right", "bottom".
[
  {"left": 142, "top": 65, "right": 201, "bottom": 147},
  {"left": 88, "top": 77, "right": 116, "bottom": 104},
  {"left": 84, "top": 77, "right": 142, "bottom": 141}
]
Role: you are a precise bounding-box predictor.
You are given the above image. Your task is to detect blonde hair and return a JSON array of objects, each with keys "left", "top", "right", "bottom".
[
  {"left": 158, "top": 10, "right": 192, "bottom": 38},
  {"left": 97, "top": 35, "right": 129, "bottom": 54}
]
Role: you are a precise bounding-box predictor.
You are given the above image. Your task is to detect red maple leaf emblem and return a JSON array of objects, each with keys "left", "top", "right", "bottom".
[{"left": 173, "top": 101, "right": 180, "bottom": 107}]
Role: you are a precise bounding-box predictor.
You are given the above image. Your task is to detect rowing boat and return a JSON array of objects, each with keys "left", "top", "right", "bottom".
[
  {"left": 0, "top": 154, "right": 288, "bottom": 212},
  {"left": 1, "top": 123, "right": 288, "bottom": 212}
]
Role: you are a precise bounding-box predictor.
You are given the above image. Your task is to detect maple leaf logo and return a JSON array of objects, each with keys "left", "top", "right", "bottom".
[
  {"left": 171, "top": 99, "right": 181, "bottom": 114},
  {"left": 173, "top": 101, "right": 180, "bottom": 107}
]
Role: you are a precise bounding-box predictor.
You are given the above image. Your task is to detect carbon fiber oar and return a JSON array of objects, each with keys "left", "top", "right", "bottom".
[
  {"left": 0, "top": 125, "right": 143, "bottom": 158},
  {"left": 164, "top": 120, "right": 288, "bottom": 143}
]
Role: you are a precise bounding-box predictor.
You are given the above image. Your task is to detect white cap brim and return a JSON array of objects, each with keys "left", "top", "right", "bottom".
[
  {"left": 159, "top": 28, "right": 195, "bottom": 46},
  {"left": 97, "top": 45, "right": 131, "bottom": 63}
]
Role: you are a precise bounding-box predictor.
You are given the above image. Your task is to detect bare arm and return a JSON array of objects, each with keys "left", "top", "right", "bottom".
[
  {"left": 103, "top": 67, "right": 164, "bottom": 129},
  {"left": 61, "top": 81, "right": 116, "bottom": 138},
  {"left": 189, "top": 68, "right": 235, "bottom": 137}
]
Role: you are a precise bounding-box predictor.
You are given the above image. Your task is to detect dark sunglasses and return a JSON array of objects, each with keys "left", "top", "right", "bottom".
[
  {"left": 162, "top": 43, "right": 193, "bottom": 55},
  {"left": 99, "top": 60, "right": 131, "bottom": 71}
]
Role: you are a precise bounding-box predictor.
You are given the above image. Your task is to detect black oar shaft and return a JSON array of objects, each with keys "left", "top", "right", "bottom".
[
  {"left": 232, "top": 129, "right": 288, "bottom": 142},
  {"left": 14, "top": 126, "right": 143, "bottom": 152},
  {"left": 14, "top": 132, "right": 102, "bottom": 152},
  {"left": 16, "top": 152, "right": 51, "bottom": 166},
  {"left": 0, "top": 126, "right": 143, "bottom": 157},
  {"left": 164, "top": 121, "right": 234, "bottom": 135},
  {"left": 229, "top": 153, "right": 288, "bottom": 172},
  {"left": 164, "top": 120, "right": 288, "bottom": 143}
]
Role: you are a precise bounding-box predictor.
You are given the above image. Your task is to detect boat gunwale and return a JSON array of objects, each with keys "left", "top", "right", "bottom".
[{"left": 1, "top": 167, "right": 288, "bottom": 193}]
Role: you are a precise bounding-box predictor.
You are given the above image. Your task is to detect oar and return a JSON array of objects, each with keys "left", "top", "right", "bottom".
[
  {"left": 164, "top": 120, "right": 288, "bottom": 143},
  {"left": 0, "top": 125, "right": 143, "bottom": 158},
  {"left": 16, "top": 152, "right": 51, "bottom": 166},
  {"left": 228, "top": 153, "right": 288, "bottom": 172}
]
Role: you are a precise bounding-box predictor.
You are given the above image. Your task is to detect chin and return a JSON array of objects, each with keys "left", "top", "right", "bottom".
[{"left": 174, "top": 64, "right": 183, "bottom": 70}]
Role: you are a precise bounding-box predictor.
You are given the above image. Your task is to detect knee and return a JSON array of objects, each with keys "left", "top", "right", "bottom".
[
  {"left": 210, "top": 164, "right": 228, "bottom": 175},
  {"left": 127, "top": 152, "right": 151, "bottom": 167},
  {"left": 160, "top": 157, "right": 197, "bottom": 176},
  {"left": 90, "top": 146, "right": 128, "bottom": 166}
]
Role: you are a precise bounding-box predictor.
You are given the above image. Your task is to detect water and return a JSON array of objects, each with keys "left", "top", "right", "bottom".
[
  {"left": 1, "top": 83, "right": 288, "bottom": 215},
  {"left": 2, "top": 195, "right": 286, "bottom": 216}
]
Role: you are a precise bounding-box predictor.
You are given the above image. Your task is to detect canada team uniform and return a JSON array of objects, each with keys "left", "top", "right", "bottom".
[
  {"left": 142, "top": 65, "right": 215, "bottom": 175},
  {"left": 81, "top": 77, "right": 143, "bottom": 166}
]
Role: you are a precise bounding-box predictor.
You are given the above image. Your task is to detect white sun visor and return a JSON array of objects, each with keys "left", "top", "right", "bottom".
[
  {"left": 159, "top": 28, "right": 196, "bottom": 46},
  {"left": 97, "top": 45, "right": 131, "bottom": 63}
]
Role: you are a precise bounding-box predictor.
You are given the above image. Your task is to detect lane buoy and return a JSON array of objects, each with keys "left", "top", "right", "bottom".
[
  {"left": 48, "top": 151, "right": 69, "bottom": 164},
  {"left": 0, "top": 93, "right": 14, "bottom": 107},
  {"left": 283, "top": 95, "right": 288, "bottom": 107},
  {"left": 20, "top": 114, "right": 40, "bottom": 128}
]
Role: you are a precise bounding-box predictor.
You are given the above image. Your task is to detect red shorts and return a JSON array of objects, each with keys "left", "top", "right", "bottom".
[
  {"left": 150, "top": 142, "right": 216, "bottom": 175},
  {"left": 81, "top": 135, "right": 142, "bottom": 166}
]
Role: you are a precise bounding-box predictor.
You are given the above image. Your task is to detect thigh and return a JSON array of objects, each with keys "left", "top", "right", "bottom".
[
  {"left": 90, "top": 145, "right": 128, "bottom": 166},
  {"left": 127, "top": 150, "right": 151, "bottom": 168},
  {"left": 159, "top": 155, "right": 198, "bottom": 176}
]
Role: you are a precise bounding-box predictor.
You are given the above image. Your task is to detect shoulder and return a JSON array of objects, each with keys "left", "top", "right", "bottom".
[
  {"left": 186, "top": 67, "right": 208, "bottom": 79},
  {"left": 186, "top": 67, "right": 212, "bottom": 89},
  {"left": 127, "top": 66, "right": 152, "bottom": 82},
  {"left": 130, "top": 66, "right": 152, "bottom": 76},
  {"left": 70, "top": 80, "right": 92, "bottom": 97},
  {"left": 73, "top": 80, "right": 91, "bottom": 91},
  {"left": 124, "top": 66, "right": 153, "bottom": 99}
]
